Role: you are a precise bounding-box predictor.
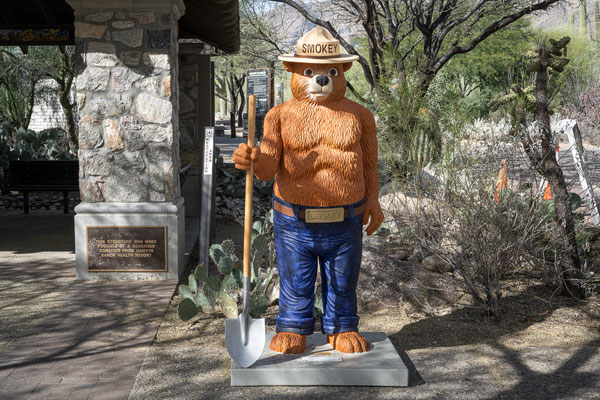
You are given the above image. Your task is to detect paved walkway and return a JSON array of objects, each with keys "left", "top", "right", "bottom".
[{"left": 0, "top": 211, "right": 197, "bottom": 399}]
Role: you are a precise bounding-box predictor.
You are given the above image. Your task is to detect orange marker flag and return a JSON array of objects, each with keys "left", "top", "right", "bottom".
[
  {"left": 494, "top": 159, "right": 508, "bottom": 202},
  {"left": 542, "top": 183, "right": 552, "bottom": 200},
  {"left": 542, "top": 145, "right": 560, "bottom": 201}
]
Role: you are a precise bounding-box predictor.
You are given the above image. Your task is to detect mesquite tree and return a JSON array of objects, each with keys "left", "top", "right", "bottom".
[
  {"left": 268, "top": 0, "right": 565, "bottom": 98},
  {"left": 526, "top": 38, "right": 585, "bottom": 298}
]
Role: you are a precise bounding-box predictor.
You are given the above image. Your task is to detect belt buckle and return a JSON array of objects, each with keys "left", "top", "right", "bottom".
[{"left": 305, "top": 207, "right": 344, "bottom": 223}]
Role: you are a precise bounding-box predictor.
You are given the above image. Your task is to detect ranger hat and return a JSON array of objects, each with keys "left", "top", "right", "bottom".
[{"left": 278, "top": 27, "right": 359, "bottom": 64}]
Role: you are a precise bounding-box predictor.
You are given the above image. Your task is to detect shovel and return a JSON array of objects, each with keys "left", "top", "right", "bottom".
[{"left": 225, "top": 94, "right": 265, "bottom": 368}]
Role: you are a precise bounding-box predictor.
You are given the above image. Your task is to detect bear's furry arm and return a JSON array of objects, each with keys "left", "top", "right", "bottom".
[
  {"left": 254, "top": 105, "right": 283, "bottom": 181},
  {"left": 359, "top": 106, "right": 379, "bottom": 201}
]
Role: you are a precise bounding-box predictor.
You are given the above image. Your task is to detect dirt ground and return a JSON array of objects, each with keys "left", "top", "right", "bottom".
[{"left": 130, "top": 218, "right": 600, "bottom": 400}]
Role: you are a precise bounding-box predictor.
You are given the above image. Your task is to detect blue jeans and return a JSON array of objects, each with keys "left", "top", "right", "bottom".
[{"left": 273, "top": 194, "right": 365, "bottom": 335}]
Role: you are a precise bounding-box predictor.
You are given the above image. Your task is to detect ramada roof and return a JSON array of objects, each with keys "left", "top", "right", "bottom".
[{"left": 0, "top": 0, "right": 240, "bottom": 54}]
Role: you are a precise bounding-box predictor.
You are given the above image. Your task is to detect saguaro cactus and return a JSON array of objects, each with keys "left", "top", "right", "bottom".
[
  {"left": 580, "top": 0, "right": 588, "bottom": 37},
  {"left": 594, "top": 1, "right": 599, "bottom": 40},
  {"left": 568, "top": 11, "right": 575, "bottom": 32}
]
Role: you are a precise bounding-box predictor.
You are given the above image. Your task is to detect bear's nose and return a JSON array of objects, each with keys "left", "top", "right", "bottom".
[{"left": 315, "top": 74, "right": 329, "bottom": 87}]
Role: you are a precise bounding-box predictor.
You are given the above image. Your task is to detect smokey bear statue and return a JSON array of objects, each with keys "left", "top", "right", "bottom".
[{"left": 233, "top": 27, "right": 383, "bottom": 354}]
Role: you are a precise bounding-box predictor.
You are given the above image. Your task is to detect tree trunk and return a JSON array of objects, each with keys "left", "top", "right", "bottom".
[
  {"left": 237, "top": 83, "right": 245, "bottom": 128},
  {"left": 60, "top": 94, "right": 77, "bottom": 152},
  {"left": 23, "top": 77, "right": 36, "bottom": 130},
  {"left": 534, "top": 45, "right": 585, "bottom": 298}
]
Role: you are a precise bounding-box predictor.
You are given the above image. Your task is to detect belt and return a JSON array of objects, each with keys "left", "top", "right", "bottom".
[{"left": 273, "top": 201, "right": 366, "bottom": 223}]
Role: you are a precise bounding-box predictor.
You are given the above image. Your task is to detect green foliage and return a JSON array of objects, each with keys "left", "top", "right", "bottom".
[
  {"left": 176, "top": 212, "right": 278, "bottom": 322},
  {"left": 177, "top": 298, "right": 199, "bottom": 321},
  {"left": 536, "top": 29, "right": 599, "bottom": 108},
  {"left": 376, "top": 76, "right": 442, "bottom": 181},
  {"left": 538, "top": 193, "right": 585, "bottom": 224},
  {"left": 0, "top": 122, "right": 76, "bottom": 170},
  {"left": 427, "top": 19, "right": 535, "bottom": 122}
]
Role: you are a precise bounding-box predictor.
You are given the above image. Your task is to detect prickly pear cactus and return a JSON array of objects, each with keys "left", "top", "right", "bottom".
[{"left": 175, "top": 215, "right": 279, "bottom": 323}]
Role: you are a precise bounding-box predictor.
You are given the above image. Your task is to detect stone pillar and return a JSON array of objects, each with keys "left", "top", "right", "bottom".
[{"left": 69, "top": 0, "right": 186, "bottom": 280}]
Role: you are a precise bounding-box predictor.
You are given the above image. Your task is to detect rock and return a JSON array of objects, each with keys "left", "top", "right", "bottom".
[
  {"left": 141, "top": 124, "right": 171, "bottom": 143},
  {"left": 104, "top": 174, "right": 148, "bottom": 202},
  {"left": 120, "top": 51, "right": 141, "bottom": 66},
  {"left": 78, "top": 116, "right": 104, "bottom": 149},
  {"left": 85, "top": 12, "right": 113, "bottom": 23},
  {"left": 120, "top": 115, "right": 142, "bottom": 132},
  {"left": 422, "top": 255, "right": 453, "bottom": 273},
  {"left": 112, "top": 20, "right": 135, "bottom": 29},
  {"left": 150, "top": 191, "right": 166, "bottom": 202},
  {"left": 75, "top": 67, "right": 110, "bottom": 91},
  {"left": 110, "top": 67, "right": 143, "bottom": 92},
  {"left": 358, "top": 240, "right": 460, "bottom": 312},
  {"left": 77, "top": 93, "right": 86, "bottom": 112},
  {"left": 103, "top": 119, "right": 124, "bottom": 151},
  {"left": 86, "top": 94, "right": 132, "bottom": 118},
  {"left": 83, "top": 151, "right": 114, "bottom": 176},
  {"left": 130, "top": 12, "right": 156, "bottom": 24},
  {"left": 134, "top": 93, "right": 172, "bottom": 124},
  {"left": 135, "top": 76, "right": 161, "bottom": 94},
  {"left": 112, "top": 28, "right": 144, "bottom": 48},
  {"left": 391, "top": 250, "right": 407, "bottom": 260},
  {"left": 86, "top": 42, "right": 118, "bottom": 67},
  {"left": 74, "top": 22, "right": 107, "bottom": 39},
  {"left": 147, "top": 29, "right": 171, "bottom": 49},
  {"left": 114, "top": 151, "right": 146, "bottom": 173},
  {"left": 142, "top": 53, "right": 170, "bottom": 70}
]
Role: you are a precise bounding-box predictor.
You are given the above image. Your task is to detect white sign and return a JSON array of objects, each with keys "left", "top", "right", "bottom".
[
  {"left": 554, "top": 119, "right": 600, "bottom": 227},
  {"left": 203, "top": 127, "right": 214, "bottom": 176}
]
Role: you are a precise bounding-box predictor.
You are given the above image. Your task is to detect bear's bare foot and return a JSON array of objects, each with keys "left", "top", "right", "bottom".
[
  {"left": 327, "top": 331, "right": 370, "bottom": 353},
  {"left": 270, "top": 332, "right": 306, "bottom": 354}
]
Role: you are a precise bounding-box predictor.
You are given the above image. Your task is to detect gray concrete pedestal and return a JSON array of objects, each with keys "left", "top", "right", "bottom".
[
  {"left": 231, "top": 332, "right": 409, "bottom": 387},
  {"left": 74, "top": 197, "right": 185, "bottom": 280}
]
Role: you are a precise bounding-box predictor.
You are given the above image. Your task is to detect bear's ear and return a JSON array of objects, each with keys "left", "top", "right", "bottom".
[
  {"left": 282, "top": 61, "right": 295, "bottom": 73},
  {"left": 342, "top": 62, "right": 353, "bottom": 72}
]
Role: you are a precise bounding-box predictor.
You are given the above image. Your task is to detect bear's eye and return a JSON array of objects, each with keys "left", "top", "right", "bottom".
[
  {"left": 303, "top": 68, "right": 313, "bottom": 77},
  {"left": 329, "top": 68, "right": 338, "bottom": 76}
]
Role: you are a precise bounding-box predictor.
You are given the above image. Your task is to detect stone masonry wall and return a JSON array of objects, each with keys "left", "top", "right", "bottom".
[{"left": 75, "top": 11, "right": 181, "bottom": 203}]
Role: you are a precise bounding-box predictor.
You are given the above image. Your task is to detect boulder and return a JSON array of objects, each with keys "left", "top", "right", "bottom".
[{"left": 422, "top": 255, "right": 453, "bottom": 273}]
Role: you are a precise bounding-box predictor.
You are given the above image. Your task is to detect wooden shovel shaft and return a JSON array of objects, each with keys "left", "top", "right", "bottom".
[{"left": 244, "top": 95, "right": 256, "bottom": 278}]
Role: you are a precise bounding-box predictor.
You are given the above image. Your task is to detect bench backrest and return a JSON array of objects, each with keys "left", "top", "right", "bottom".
[{"left": 5, "top": 160, "right": 79, "bottom": 188}]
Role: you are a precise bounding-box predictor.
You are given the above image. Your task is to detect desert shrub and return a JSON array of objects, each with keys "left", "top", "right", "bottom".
[
  {"left": 383, "top": 141, "right": 551, "bottom": 317},
  {"left": 559, "top": 80, "right": 600, "bottom": 145}
]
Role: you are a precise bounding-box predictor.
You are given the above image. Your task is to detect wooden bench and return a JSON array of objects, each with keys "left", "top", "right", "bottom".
[{"left": 1, "top": 160, "right": 79, "bottom": 214}]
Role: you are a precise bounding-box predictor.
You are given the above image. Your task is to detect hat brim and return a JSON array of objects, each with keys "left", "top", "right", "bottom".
[{"left": 278, "top": 54, "right": 359, "bottom": 64}]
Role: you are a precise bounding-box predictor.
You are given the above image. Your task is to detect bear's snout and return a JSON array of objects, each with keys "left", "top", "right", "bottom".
[{"left": 315, "top": 74, "right": 329, "bottom": 87}]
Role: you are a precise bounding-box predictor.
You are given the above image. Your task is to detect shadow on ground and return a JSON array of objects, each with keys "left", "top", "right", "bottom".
[
  {"left": 389, "top": 285, "right": 600, "bottom": 399},
  {"left": 0, "top": 212, "right": 75, "bottom": 253}
]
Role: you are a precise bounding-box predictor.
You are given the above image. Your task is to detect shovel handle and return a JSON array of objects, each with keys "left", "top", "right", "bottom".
[{"left": 243, "top": 95, "right": 256, "bottom": 279}]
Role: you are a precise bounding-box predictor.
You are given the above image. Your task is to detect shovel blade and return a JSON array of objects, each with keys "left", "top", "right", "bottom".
[{"left": 226, "top": 315, "right": 265, "bottom": 368}]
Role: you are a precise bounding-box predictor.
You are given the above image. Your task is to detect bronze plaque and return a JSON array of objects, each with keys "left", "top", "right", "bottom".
[{"left": 86, "top": 226, "right": 167, "bottom": 272}]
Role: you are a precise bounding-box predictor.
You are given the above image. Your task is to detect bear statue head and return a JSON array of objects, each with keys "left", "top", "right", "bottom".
[
  {"left": 282, "top": 61, "right": 352, "bottom": 104},
  {"left": 279, "top": 27, "right": 358, "bottom": 105}
]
